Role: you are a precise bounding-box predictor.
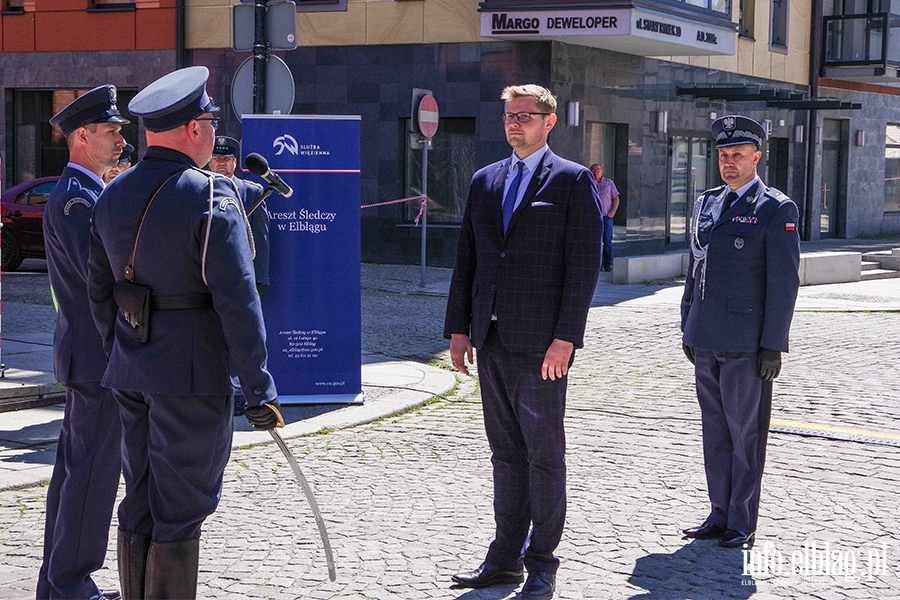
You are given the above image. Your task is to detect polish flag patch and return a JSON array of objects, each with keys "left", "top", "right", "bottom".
[{"left": 785, "top": 222, "right": 796, "bottom": 231}]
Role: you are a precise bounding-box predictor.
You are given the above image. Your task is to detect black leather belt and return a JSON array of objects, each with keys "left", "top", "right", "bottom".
[{"left": 152, "top": 293, "right": 214, "bottom": 311}]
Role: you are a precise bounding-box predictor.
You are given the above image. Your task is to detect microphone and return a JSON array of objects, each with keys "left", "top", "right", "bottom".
[{"left": 245, "top": 153, "right": 293, "bottom": 198}]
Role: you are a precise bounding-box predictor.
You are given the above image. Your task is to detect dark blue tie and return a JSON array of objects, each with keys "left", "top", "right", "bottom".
[{"left": 503, "top": 161, "right": 524, "bottom": 233}]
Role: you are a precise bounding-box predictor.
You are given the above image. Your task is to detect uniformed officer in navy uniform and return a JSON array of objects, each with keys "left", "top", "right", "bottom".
[
  {"left": 680, "top": 115, "right": 800, "bottom": 548},
  {"left": 87, "top": 66, "right": 282, "bottom": 598},
  {"left": 103, "top": 142, "right": 135, "bottom": 183},
  {"left": 206, "top": 136, "right": 271, "bottom": 417},
  {"left": 206, "top": 136, "right": 270, "bottom": 298},
  {"left": 39, "top": 85, "right": 128, "bottom": 600}
]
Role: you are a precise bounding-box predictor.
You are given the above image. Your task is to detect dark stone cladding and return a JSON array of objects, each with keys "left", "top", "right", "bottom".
[
  {"left": 7, "top": 44, "right": 898, "bottom": 267},
  {"left": 192, "top": 41, "right": 896, "bottom": 264},
  {"left": 0, "top": 50, "right": 178, "bottom": 171}
]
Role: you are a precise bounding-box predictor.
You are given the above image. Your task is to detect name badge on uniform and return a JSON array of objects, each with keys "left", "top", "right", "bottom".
[
  {"left": 734, "top": 237, "right": 745, "bottom": 250},
  {"left": 732, "top": 216, "right": 758, "bottom": 224}
]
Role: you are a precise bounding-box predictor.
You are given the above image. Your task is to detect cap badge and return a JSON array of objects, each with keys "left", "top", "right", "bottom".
[
  {"left": 723, "top": 116, "right": 735, "bottom": 131},
  {"left": 108, "top": 86, "right": 117, "bottom": 104}
]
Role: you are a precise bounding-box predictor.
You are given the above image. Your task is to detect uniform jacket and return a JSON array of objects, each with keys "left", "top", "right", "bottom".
[
  {"left": 232, "top": 176, "right": 270, "bottom": 287},
  {"left": 88, "top": 146, "right": 277, "bottom": 405},
  {"left": 43, "top": 165, "right": 108, "bottom": 383},
  {"left": 444, "top": 148, "right": 603, "bottom": 353},
  {"left": 681, "top": 180, "right": 801, "bottom": 353}
]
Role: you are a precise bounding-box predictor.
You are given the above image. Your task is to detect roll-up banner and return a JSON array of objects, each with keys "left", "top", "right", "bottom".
[{"left": 241, "top": 115, "right": 363, "bottom": 404}]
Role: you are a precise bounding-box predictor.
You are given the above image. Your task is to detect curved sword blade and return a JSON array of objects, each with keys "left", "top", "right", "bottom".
[{"left": 269, "top": 429, "right": 337, "bottom": 581}]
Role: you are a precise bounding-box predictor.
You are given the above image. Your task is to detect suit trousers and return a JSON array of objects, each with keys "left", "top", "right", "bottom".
[
  {"left": 37, "top": 382, "right": 122, "bottom": 600},
  {"left": 114, "top": 390, "right": 233, "bottom": 543},
  {"left": 694, "top": 349, "right": 773, "bottom": 534},
  {"left": 477, "top": 326, "right": 568, "bottom": 574}
]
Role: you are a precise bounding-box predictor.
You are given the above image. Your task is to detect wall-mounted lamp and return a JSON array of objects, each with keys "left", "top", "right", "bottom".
[
  {"left": 815, "top": 127, "right": 823, "bottom": 144},
  {"left": 793, "top": 125, "right": 805, "bottom": 143},
  {"left": 709, "top": 111, "right": 717, "bottom": 120},
  {"left": 778, "top": 119, "right": 785, "bottom": 127},
  {"left": 855, "top": 130, "right": 865, "bottom": 147},
  {"left": 656, "top": 111, "right": 668, "bottom": 134},
  {"left": 567, "top": 101, "right": 580, "bottom": 127}
]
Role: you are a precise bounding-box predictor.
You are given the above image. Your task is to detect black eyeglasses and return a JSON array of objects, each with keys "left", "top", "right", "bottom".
[
  {"left": 502, "top": 112, "right": 551, "bottom": 124},
  {"left": 195, "top": 117, "right": 220, "bottom": 130}
]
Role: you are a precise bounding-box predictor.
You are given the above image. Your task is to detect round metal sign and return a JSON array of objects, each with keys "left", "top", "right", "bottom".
[
  {"left": 231, "top": 55, "right": 295, "bottom": 121},
  {"left": 417, "top": 94, "right": 439, "bottom": 139}
]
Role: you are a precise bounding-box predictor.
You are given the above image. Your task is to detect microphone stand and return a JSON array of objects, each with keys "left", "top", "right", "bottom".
[{"left": 247, "top": 185, "right": 276, "bottom": 216}]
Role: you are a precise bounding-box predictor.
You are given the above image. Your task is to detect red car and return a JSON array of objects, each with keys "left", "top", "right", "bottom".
[{"left": 1, "top": 176, "right": 59, "bottom": 271}]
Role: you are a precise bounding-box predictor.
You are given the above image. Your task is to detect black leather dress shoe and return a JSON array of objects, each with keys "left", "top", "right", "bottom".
[
  {"left": 451, "top": 562, "right": 524, "bottom": 588},
  {"left": 682, "top": 521, "right": 727, "bottom": 539},
  {"left": 516, "top": 571, "right": 556, "bottom": 599},
  {"left": 719, "top": 530, "right": 755, "bottom": 548}
]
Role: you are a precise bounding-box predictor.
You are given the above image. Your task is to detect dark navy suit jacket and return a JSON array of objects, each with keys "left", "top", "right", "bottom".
[
  {"left": 43, "top": 165, "right": 108, "bottom": 383},
  {"left": 88, "top": 146, "right": 277, "bottom": 405},
  {"left": 681, "top": 182, "right": 800, "bottom": 353},
  {"left": 444, "top": 148, "right": 603, "bottom": 353}
]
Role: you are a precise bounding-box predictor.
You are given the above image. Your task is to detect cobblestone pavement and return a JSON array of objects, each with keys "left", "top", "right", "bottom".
[{"left": 1, "top": 262, "right": 900, "bottom": 599}]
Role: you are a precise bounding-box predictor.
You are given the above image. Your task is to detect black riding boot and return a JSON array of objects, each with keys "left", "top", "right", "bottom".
[
  {"left": 117, "top": 530, "right": 151, "bottom": 600},
  {"left": 144, "top": 538, "right": 200, "bottom": 599}
]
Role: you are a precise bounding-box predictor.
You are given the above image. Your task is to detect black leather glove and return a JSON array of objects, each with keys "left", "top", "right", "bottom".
[
  {"left": 757, "top": 349, "right": 782, "bottom": 381},
  {"left": 682, "top": 344, "right": 695, "bottom": 365},
  {"left": 245, "top": 399, "right": 285, "bottom": 431}
]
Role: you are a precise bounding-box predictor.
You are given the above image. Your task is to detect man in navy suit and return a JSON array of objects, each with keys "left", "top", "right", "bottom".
[
  {"left": 88, "top": 67, "right": 281, "bottom": 598},
  {"left": 39, "top": 85, "right": 128, "bottom": 600},
  {"left": 681, "top": 115, "right": 800, "bottom": 549},
  {"left": 444, "top": 84, "right": 602, "bottom": 599}
]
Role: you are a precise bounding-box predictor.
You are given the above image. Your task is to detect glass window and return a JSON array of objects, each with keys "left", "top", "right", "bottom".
[
  {"left": 295, "top": 0, "right": 347, "bottom": 13},
  {"left": 404, "top": 118, "right": 476, "bottom": 225},
  {"left": 771, "top": 0, "right": 789, "bottom": 48},
  {"left": 884, "top": 124, "right": 900, "bottom": 213},
  {"left": 7, "top": 89, "right": 138, "bottom": 187},
  {"left": 92, "top": 0, "right": 135, "bottom": 8},
  {"left": 16, "top": 182, "right": 55, "bottom": 206},
  {"left": 740, "top": 0, "right": 756, "bottom": 38}
]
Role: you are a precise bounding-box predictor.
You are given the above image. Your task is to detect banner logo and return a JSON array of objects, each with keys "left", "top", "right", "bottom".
[{"left": 273, "top": 134, "right": 299, "bottom": 156}]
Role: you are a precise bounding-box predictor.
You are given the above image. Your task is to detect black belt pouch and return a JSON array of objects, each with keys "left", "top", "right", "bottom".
[{"left": 113, "top": 280, "right": 151, "bottom": 344}]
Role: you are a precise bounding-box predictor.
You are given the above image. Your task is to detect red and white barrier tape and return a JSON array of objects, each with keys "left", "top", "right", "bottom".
[{"left": 360, "top": 194, "right": 428, "bottom": 227}]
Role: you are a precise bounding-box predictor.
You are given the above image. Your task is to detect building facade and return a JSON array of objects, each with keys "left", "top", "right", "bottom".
[{"left": 3, "top": 0, "right": 900, "bottom": 266}]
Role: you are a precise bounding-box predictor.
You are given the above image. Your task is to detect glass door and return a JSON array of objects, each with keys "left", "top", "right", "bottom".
[
  {"left": 820, "top": 119, "right": 846, "bottom": 238},
  {"left": 667, "top": 135, "right": 710, "bottom": 247}
]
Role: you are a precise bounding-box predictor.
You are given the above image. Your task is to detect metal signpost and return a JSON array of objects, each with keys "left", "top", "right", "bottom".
[
  {"left": 410, "top": 89, "right": 439, "bottom": 287},
  {"left": 233, "top": 0, "right": 297, "bottom": 118}
]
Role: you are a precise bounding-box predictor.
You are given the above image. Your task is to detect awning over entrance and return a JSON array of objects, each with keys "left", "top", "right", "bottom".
[
  {"left": 478, "top": 6, "right": 736, "bottom": 57},
  {"left": 676, "top": 84, "right": 862, "bottom": 110}
]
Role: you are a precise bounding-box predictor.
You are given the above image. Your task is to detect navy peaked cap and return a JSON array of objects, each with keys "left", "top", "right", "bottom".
[
  {"left": 118, "top": 143, "right": 135, "bottom": 163},
  {"left": 212, "top": 136, "right": 240, "bottom": 157},
  {"left": 49, "top": 85, "right": 129, "bottom": 137},
  {"left": 128, "top": 66, "right": 220, "bottom": 132},
  {"left": 711, "top": 115, "right": 766, "bottom": 148}
]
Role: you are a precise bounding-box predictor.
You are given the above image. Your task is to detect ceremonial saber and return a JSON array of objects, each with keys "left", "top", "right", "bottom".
[{"left": 268, "top": 429, "right": 337, "bottom": 581}]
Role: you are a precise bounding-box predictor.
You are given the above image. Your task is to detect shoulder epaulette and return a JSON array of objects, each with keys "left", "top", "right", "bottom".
[
  {"left": 764, "top": 187, "right": 790, "bottom": 203},
  {"left": 703, "top": 184, "right": 727, "bottom": 198}
]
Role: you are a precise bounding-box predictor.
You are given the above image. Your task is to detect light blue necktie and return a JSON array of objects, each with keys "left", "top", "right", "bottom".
[{"left": 503, "top": 161, "right": 524, "bottom": 233}]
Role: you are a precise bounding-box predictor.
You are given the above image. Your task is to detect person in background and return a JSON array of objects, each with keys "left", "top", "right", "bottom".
[
  {"left": 206, "top": 135, "right": 271, "bottom": 416},
  {"left": 103, "top": 142, "right": 134, "bottom": 183},
  {"left": 590, "top": 163, "right": 619, "bottom": 272},
  {"left": 39, "top": 84, "right": 128, "bottom": 600}
]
